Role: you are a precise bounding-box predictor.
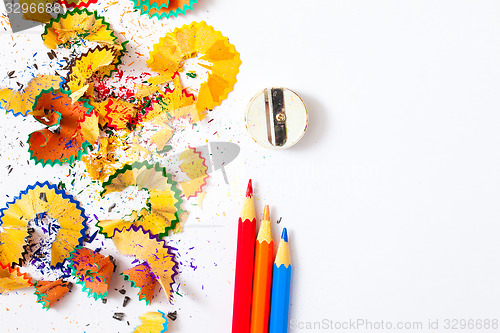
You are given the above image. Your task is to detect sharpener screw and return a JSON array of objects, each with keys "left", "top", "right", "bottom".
[{"left": 276, "top": 112, "right": 286, "bottom": 122}]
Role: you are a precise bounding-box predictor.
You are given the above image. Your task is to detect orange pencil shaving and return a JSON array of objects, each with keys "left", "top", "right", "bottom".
[
  {"left": 250, "top": 205, "right": 274, "bottom": 333},
  {"left": 232, "top": 180, "right": 257, "bottom": 333}
]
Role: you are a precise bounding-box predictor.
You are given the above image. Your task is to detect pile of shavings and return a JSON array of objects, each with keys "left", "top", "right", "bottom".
[
  {"left": 0, "top": 6, "right": 241, "bottom": 328},
  {"left": 0, "top": 11, "right": 239, "bottom": 190}
]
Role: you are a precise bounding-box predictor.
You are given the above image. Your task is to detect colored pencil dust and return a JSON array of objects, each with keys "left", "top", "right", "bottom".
[
  {"left": 269, "top": 228, "right": 291, "bottom": 333},
  {"left": 250, "top": 205, "right": 274, "bottom": 333},
  {"left": 232, "top": 180, "right": 257, "bottom": 333}
]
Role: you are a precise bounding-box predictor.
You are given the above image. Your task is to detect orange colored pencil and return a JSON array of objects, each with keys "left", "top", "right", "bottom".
[
  {"left": 232, "top": 180, "right": 257, "bottom": 333},
  {"left": 250, "top": 205, "right": 274, "bottom": 333}
]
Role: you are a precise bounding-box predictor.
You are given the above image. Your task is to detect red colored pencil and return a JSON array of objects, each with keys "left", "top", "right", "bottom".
[{"left": 232, "top": 179, "right": 257, "bottom": 333}]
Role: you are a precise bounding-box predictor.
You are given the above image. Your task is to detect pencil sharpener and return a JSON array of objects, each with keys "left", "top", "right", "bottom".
[{"left": 245, "top": 87, "right": 308, "bottom": 149}]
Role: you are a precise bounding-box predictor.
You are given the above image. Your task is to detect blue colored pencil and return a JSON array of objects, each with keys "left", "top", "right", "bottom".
[{"left": 269, "top": 228, "right": 291, "bottom": 333}]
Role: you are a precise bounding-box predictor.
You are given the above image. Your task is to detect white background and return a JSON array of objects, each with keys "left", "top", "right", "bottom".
[{"left": 1, "top": 0, "right": 500, "bottom": 332}]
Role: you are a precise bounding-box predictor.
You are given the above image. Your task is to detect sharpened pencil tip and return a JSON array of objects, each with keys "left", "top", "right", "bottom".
[
  {"left": 281, "top": 228, "right": 288, "bottom": 242},
  {"left": 246, "top": 179, "right": 253, "bottom": 197},
  {"left": 263, "top": 205, "right": 270, "bottom": 220}
]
